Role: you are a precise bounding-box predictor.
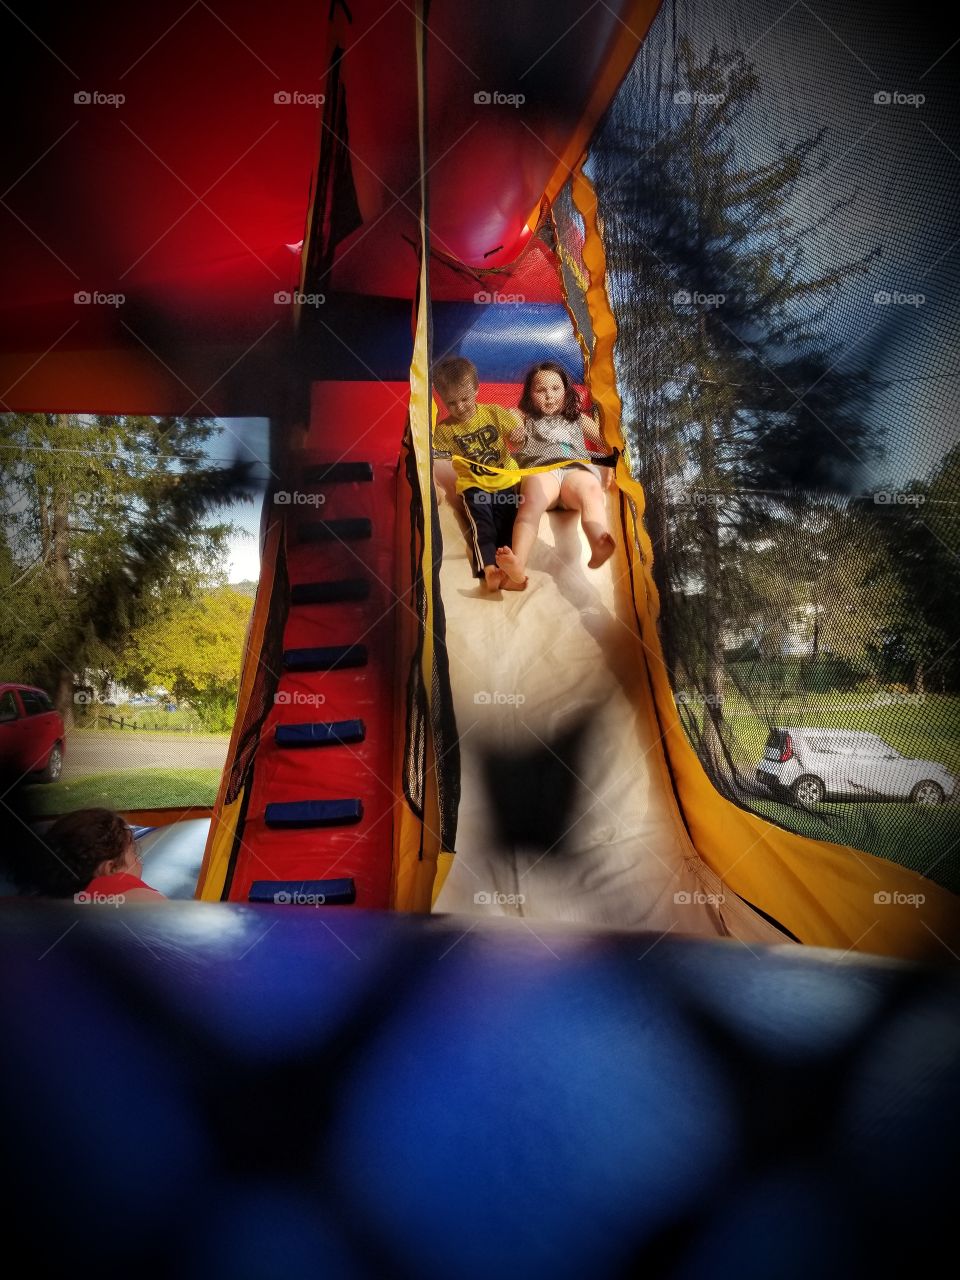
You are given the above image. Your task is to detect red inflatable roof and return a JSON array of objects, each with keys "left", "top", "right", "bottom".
[{"left": 0, "top": 1, "right": 658, "bottom": 414}]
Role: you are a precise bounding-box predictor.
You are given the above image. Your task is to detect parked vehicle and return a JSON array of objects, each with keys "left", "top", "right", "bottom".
[
  {"left": 756, "top": 727, "right": 957, "bottom": 807},
  {"left": 0, "top": 684, "right": 65, "bottom": 782}
]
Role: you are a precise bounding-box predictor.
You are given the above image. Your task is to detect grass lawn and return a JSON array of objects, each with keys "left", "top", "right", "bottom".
[
  {"left": 749, "top": 798, "right": 960, "bottom": 894},
  {"left": 25, "top": 768, "right": 221, "bottom": 815},
  {"left": 679, "top": 690, "right": 960, "bottom": 893},
  {"left": 721, "top": 691, "right": 960, "bottom": 776}
]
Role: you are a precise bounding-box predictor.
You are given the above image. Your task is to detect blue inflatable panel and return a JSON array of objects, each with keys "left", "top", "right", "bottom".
[
  {"left": 248, "top": 878, "right": 357, "bottom": 905},
  {"left": 308, "top": 297, "right": 583, "bottom": 381},
  {"left": 282, "top": 644, "right": 368, "bottom": 671},
  {"left": 2, "top": 908, "right": 957, "bottom": 1280},
  {"left": 275, "top": 719, "right": 366, "bottom": 748},
  {"left": 291, "top": 579, "right": 371, "bottom": 605},
  {"left": 264, "top": 799, "right": 363, "bottom": 828},
  {"left": 298, "top": 517, "right": 372, "bottom": 542}
]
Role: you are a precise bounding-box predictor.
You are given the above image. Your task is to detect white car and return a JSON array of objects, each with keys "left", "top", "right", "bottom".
[{"left": 756, "top": 727, "right": 957, "bottom": 807}]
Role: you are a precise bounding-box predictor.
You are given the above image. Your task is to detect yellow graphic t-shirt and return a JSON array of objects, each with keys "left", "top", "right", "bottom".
[{"left": 433, "top": 404, "right": 520, "bottom": 493}]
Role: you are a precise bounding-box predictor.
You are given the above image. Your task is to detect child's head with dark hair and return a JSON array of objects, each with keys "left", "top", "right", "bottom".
[
  {"left": 433, "top": 356, "right": 481, "bottom": 423},
  {"left": 39, "top": 807, "right": 134, "bottom": 897},
  {"left": 519, "top": 362, "right": 580, "bottom": 422}
]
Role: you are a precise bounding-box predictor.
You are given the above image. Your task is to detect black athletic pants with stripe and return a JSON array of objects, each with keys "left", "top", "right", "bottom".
[{"left": 462, "top": 484, "right": 522, "bottom": 576}]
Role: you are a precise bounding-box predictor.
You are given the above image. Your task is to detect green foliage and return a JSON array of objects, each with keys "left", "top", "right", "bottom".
[
  {"left": 115, "top": 587, "right": 252, "bottom": 732},
  {"left": 0, "top": 413, "right": 256, "bottom": 721}
]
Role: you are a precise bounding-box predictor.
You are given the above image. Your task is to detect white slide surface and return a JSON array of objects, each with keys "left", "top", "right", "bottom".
[{"left": 432, "top": 487, "right": 786, "bottom": 944}]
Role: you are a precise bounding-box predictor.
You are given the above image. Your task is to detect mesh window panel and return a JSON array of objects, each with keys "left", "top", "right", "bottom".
[{"left": 575, "top": 0, "right": 960, "bottom": 890}]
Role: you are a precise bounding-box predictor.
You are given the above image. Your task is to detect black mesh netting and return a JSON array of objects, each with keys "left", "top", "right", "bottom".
[{"left": 560, "top": 0, "right": 960, "bottom": 890}]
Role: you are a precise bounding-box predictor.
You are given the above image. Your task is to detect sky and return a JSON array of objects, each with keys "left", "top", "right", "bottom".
[{"left": 205, "top": 416, "right": 270, "bottom": 583}]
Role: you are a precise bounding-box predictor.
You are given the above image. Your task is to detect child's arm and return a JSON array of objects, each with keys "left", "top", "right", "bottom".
[
  {"left": 507, "top": 409, "right": 526, "bottom": 449},
  {"left": 578, "top": 412, "right": 606, "bottom": 452}
]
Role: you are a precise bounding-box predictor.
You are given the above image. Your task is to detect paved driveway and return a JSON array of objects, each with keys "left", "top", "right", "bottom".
[{"left": 63, "top": 731, "right": 229, "bottom": 779}]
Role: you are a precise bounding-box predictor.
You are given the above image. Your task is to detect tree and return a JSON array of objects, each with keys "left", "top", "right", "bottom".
[
  {"left": 592, "top": 38, "right": 880, "bottom": 779},
  {"left": 114, "top": 587, "right": 253, "bottom": 732},
  {"left": 0, "top": 413, "right": 256, "bottom": 727}
]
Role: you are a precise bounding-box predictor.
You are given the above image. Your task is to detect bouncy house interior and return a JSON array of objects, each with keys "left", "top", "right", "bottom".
[{"left": 1, "top": 2, "right": 959, "bottom": 1274}]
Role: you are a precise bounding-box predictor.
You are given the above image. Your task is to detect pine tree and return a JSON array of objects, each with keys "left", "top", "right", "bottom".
[
  {"left": 593, "top": 37, "right": 880, "bottom": 779},
  {"left": 0, "top": 413, "right": 256, "bottom": 727}
]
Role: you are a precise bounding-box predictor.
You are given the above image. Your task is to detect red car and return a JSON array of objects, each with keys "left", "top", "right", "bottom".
[{"left": 0, "top": 684, "right": 65, "bottom": 782}]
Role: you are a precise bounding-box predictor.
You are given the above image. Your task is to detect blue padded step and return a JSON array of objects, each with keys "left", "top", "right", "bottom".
[
  {"left": 249, "top": 877, "right": 357, "bottom": 905},
  {"left": 298, "top": 518, "right": 372, "bottom": 543},
  {"left": 264, "top": 799, "right": 363, "bottom": 828},
  {"left": 282, "top": 644, "right": 367, "bottom": 672},
  {"left": 291, "top": 579, "right": 370, "bottom": 605},
  {"left": 275, "top": 719, "right": 366, "bottom": 748},
  {"left": 302, "top": 461, "right": 374, "bottom": 484}
]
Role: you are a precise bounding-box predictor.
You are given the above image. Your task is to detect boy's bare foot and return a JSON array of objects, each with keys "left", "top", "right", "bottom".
[
  {"left": 587, "top": 531, "right": 616, "bottom": 569},
  {"left": 501, "top": 573, "right": 528, "bottom": 591},
  {"left": 496, "top": 545, "right": 527, "bottom": 585},
  {"left": 483, "top": 564, "right": 505, "bottom": 591}
]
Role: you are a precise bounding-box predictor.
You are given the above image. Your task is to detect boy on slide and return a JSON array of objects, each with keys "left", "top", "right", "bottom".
[{"left": 432, "top": 356, "right": 526, "bottom": 592}]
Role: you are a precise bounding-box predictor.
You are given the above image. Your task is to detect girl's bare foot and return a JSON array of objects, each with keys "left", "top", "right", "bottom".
[
  {"left": 587, "top": 531, "right": 616, "bottom": 569},
  {"left": 501, "top": 573, "right": 528, "bottom": 591},
  {"left": 496, "top": 545, "right": 527, "bottom": 585},
  {"left": 483, "top": 564, "right": 505, "bottom": 591}
]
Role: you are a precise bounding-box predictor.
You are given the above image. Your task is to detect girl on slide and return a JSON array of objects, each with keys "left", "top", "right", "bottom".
[{"left": 496, "top": 362, "right": 615, "bottom": 587}]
